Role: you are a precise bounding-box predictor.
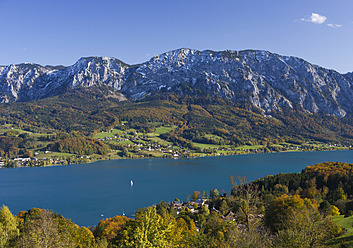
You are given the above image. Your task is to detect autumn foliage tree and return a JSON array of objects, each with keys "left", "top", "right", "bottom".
[
  {"left": 0, "top": 205, "right": 19, "bottom": 247},
  {"left": 112, "top": 205, "right": 197, "bottom": 247},
  {"left": 265, "top": 194, "right": 318, "bottom": 232},
  {"left": 15, "top": 208, "right": 96, "bottom": 248},
  {"left": 266, "top": 194, "right": 342, "bottom": 247},
  {"left": 230, "top": 176, "right": 260, "bottom": 230},
  {"left": 94, "top": 215, "right": 131, "bottom": 242},
  {"left": 48, "top": 137, "right": 109, "bottom": 155}
]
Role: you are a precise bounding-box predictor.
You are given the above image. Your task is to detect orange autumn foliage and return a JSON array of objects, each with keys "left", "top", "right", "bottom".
[{"left": 94, "top": 215, "right": 131, "bottom": 241}]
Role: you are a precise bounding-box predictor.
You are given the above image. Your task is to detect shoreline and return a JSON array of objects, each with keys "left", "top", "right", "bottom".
[{"left": 2, "top": 146, "right": 352, "bottom": 170}]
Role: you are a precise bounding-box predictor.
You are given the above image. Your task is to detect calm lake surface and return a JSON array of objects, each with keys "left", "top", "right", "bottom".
[{"left": 1, "top": 150, "right": 353, "bottom": 226}]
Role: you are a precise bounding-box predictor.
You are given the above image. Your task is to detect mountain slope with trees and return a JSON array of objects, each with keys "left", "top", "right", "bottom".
[{"left": 1, "top": 87, "right": 353, "bottom": 163}]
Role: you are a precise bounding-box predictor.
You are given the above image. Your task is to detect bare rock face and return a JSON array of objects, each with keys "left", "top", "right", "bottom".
[
  {"left": 0, "top": 57, "right": 128, "bottom": 102},
  {"left": 1, "top": 49, "right": 352, "bottom": 117}
]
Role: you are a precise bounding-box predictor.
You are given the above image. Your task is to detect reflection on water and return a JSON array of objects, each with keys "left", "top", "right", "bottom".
[{"left": 1, "top": 150, "right": 353, "bottom": 226}]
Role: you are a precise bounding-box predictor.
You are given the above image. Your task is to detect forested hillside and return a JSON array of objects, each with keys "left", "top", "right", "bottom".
[{"left": 1, "top": 87, "right": 353, "bottom": 166}]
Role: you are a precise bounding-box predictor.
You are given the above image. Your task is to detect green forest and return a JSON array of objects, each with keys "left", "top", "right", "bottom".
[{"left": 2, "top": 162, "right": 353, "bottom": 247}]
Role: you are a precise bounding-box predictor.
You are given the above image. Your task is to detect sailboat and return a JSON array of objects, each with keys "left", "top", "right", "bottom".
[{"left": 130, "top": 180, "right": 133, "bottom": 186}]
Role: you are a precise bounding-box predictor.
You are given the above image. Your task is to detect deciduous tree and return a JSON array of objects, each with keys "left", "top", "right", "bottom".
[
  {"left": 230, "top": 176, "right": 259, "bottom": 230},
  {"left": 0, "top": 205, "right": 19, "bottom": 247}
]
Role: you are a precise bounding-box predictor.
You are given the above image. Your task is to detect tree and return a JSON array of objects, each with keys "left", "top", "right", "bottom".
[
  {"left": 331, "top": 205, "right": 340, "bottom": 216},
  {"left": 176, "top": 217, "right": 197, "bottom": 246},
  {"left": 210, "top": 189, "right": 219, "bottom": 198},
  {"left": 122, "top": 148, "right": 129, "bottom": 157},
  {"left": 196, "top": 205, "right": 210, "bottom": 232},
  {"left": 122, "top": 206, "right": 178, "bottom": 247},
  {"left": 16, "top": 208, "right": 95, "bottom": 248},
  {"left": 229, "top": 176, "right": 259, "bottom": 230},
  {"left": 192, "top": 191, "right": 201, "bottom": 201},
  {"left": 16, "top": 209, "right": 67, "bottom": 248},
  {"left": 226, "top": 224, "right": 272, "bottom": 248},
  {"left": 273, "top": 212, "right": 341, "bottom": 247},
  {"left": 273, "top": 184, "right": 289, "bottom": 196},
  {"left": 264, "top": 193, "right": 341, "bottom": 246},
  {"left": 94, "top": 215, "right": 130, "bottom": 242},
  {"left": 0, "top": 205, "right": 19, "bottom": 247},
  {"left": 319, "top": 200, "right": 331, "bottom": 217},
  {"left": 265, "top": 194, "right": 315, "bottom": 233},
  {"left": 333, "top": 186, "right": 347, "bottom": 201},
  {"left": 156, "top": 201, "right": 169, "bottom": 218}
]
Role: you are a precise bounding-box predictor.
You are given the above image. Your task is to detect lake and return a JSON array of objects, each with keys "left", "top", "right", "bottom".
[{"left": 1, "top": 150, "right": 353, "bottom": 226}]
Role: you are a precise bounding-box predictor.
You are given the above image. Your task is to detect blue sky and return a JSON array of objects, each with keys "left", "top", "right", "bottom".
[{"left": 0, "top": 0, "right": 352, "bottom": 73}]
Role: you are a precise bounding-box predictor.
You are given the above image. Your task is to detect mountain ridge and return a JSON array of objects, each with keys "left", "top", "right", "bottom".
[{"left": 1, "top": 48, "right": 352, "bottom": 117}]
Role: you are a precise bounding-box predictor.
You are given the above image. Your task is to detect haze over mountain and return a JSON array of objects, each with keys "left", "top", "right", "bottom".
[{"left": 1, "top": 48, "right": 352, "bottom": 117}]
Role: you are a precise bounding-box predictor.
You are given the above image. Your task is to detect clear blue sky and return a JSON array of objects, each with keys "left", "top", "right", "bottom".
[{"left": 0, "top": 0, "right": 352, "bottom": 73}]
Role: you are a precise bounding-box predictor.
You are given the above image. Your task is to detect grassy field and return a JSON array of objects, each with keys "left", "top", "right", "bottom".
[
  {"left": 204, "top": 134, "right": 224, "bottom": 140},
  {"left": 235, "top": 145, "right": 264, "bottom": 150},
  {"left": 0, "top": 127, "right": 31, "bottom": 134},
  {"left": 35, "top": 151, "right": 74, "bottom": 159},
  {"left": 193, "top": 142, "right": 230, "bottom": 149},
  {"left": 329, "top": 215, "right": 353, "bottom": 247},
  {"left": 93, "top": 126, "right": 175, "bottom": 146},
  {"left": 136, "top": 150, "right": 166, "bottom": 158},
  {"left": 147, "top": 136, "right": 172, "bottom": 146},
  {"left": 150, "top": 125, "right": 177, "bottom": 136},
  {"left": 106, "top": 140, "right": 135, "bottom": 146},
  {"left": 118, "top": 140, "right": 135, "bottom": 145},
  {"left": 93, "top": 129, "right": 123, "bottom": 139}
]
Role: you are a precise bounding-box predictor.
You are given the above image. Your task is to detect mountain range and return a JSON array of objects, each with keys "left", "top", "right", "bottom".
[{"left": 1, "top": 48, "right": 353, "bottom": 117}]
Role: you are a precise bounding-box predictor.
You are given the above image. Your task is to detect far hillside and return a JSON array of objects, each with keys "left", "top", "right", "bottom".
[{"left": 0, "top": 88, "right": 353, "bottom": 166}]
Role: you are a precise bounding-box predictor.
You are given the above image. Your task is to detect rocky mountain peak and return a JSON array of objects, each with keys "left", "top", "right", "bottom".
[{"left": 0, "top": 49, "right": 352, "bottom": 117}]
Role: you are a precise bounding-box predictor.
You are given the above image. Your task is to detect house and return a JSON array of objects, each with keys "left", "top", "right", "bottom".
[
  {"left": 14, "top": 158, "right": 31, "bottom": 162},
  {"left": 211, "top": 206, "right": 219, "bottom": 213},
  {"left": 172, "top": 201, "right": 183, "bottom": 214},
  {"left": 195, "top": 199, "right": 208, "bottom": 205},
  {"left": 187, "top": 205, "right": 198, "bottom": 213},
  {"left": 221, "top": 211, "right": 236, "bottom": 221},
  {"left": 173, "top": 201, "right": 183, "bottom": 210}
]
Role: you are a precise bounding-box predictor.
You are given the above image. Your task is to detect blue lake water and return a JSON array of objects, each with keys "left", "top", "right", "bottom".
[{"left": 1, "top": 150, "right": 353, "bottom": 226}]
